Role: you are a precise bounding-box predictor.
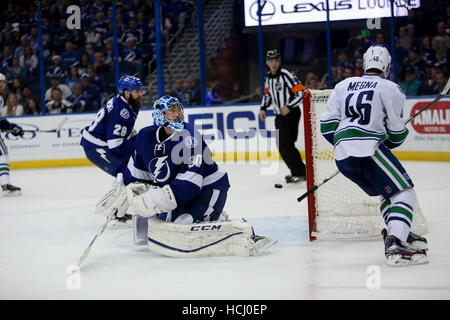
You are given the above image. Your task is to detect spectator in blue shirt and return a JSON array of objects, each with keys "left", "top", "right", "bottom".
[
  {"left": 61, "top": 41, "right": 81, "bottom": 70},
  {"left": 164, "top": 0, "right": 193, "bottom": 31},
  {"left": 80, "top": 73, "right": 100, "bottom": 111},
  {"left": 168, "top": 78, "right": 185, "bottom": 104},
  {"left": 120, "top": 37, "right": 144, "bottom": 78},
  {"left": 66, "top": 82, "right": 89, "bottom": 113},
  {"left": 0, "top": 45, "right": 14, "bottom": 74},
  {"left": 65, "top": 65, "right": 81, "bottom": 90},
  {"left": 136, "top": 11, "right": 149, "bottom": 34},
  {"left": 432, "top": 71, "right": 448, "bottom": 95},
  {"left": 401, "top": 66, "right": 424, "bottom": 96},
  {"left": 8, "top": 56, "right": 27, "bottom": 82},
  {"left": 46, "top": 55, "right": 67, "bottom": 80},
  {"left": 92, "top": 12, "right": 109, "bottom": 36},
  {"left": 120, "top": 18, "right": 144, "bottom": 45}
]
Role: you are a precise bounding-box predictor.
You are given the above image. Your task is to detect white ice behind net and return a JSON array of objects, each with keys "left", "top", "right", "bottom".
[{"left": 308, "top": 90, "right": 427, "bottom": 239}]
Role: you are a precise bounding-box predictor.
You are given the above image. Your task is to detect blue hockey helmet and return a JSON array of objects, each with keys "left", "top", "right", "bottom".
[
  {"left": 152, "top": 95, "right": 184, "bottom": 131},
  {"left": 117, "top": 75, "right": 143, "bottom": 94}
]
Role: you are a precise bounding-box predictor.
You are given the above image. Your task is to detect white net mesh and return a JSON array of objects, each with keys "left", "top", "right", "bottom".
[{"left": 306, "top": 90, "right": 427, "bottom": 239}]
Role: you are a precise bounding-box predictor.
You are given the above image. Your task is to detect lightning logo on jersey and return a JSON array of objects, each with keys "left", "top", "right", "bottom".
[
  {"left": 150, "top": 156, "right": 170, "bottom": 182},
  {"left": 96, "top": 148, "right": 111, "bottom": 164},
  {"left": 123, "top": 123, "right": 230, "bottom": 208}
]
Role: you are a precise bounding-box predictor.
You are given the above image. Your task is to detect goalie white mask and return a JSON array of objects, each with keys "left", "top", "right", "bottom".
[{"left": 363, "top": 46, "right": 391, "bottom": 78}]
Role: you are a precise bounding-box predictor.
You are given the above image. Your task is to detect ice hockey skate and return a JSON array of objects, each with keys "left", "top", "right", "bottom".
[
  {"left": 384, "top": 234, "right": 428, "bottom": 266},
  {"left": 382, "top": 228, "right": 428, "bottom": 251},
  {"left": 2, "top": 184, "right": 22, "bottom": 197},
  {"left": 285, "top": 175, "right": 305, "bottom": 183}
]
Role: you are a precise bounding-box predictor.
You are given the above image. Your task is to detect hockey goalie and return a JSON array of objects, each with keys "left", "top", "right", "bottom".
[{"left": 95, "top": 95, "right": 276, "bottom": 258}]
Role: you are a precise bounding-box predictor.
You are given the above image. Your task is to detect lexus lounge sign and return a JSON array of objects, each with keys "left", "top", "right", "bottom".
[{"left": 244, "top": 0, "right": 421, "bottom": 27}]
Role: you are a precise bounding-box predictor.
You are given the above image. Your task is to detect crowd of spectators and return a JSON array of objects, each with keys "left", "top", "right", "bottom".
[
  {"left": 0, "top": 0, "right": 194, "bottom": 115},
  {"left": 306, "top": 5, "right": 449, "bottom": 97},
  {"left": 165, "top": 76, "right": 226, "bottom": 106},
  {"left": 0, "top": 1, "right": 448, "bottom": 117}
]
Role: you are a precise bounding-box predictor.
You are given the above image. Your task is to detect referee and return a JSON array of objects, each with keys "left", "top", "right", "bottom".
[{"left": 259, "top": 49, "right": 306, "bottom": 183}]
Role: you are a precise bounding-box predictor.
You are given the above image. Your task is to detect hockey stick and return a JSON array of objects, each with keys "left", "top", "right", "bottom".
[
  {"left": 8, "top": 117, "right": 68, "bottom": 133},
  {"left": 77, "top": 212, "right": 115, "bottom": 268},
  {"left": 297, "top": 77, "right": 450, "bottom": 203}
]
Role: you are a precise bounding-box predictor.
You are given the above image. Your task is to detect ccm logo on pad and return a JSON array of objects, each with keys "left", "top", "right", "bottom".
[{"left": 190, "top": 225, "right": 222, "bottom": 231}]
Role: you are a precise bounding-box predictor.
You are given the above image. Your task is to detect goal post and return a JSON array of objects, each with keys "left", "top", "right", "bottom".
[{"left": 302, "top": 89, "right": 428, "bottom": 240}]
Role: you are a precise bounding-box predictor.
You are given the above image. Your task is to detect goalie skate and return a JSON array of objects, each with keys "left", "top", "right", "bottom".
[
  {"left": 384, "top": 235, "right": 428, "bottom": 266},
  {"left": 250, "top": 235, "right": 277, "bottom": 256},
  {"left": 244, "top": 218, "right": 277, "bottom": 256},
  {"left": 2, "top": 184, "right": 22, "bottom": 197},
  {"left": 109, "top": 214, "right": 133, "bottom": 229},
  {"left": 382, "top": 229, "right": 428, "bottom": 251}
]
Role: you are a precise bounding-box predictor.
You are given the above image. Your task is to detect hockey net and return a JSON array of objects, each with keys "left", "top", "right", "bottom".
[{"left": 303, "top": 89, "right": 428, "bottom": 240}]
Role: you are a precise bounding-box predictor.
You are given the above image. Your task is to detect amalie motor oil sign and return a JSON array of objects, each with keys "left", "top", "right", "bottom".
[{"left": 410, "top": 101, "right": 450, "bottom": 134}]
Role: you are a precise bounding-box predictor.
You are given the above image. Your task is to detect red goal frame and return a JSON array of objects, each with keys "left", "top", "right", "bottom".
[{"left": 302, "top": 90, "right": 317, "bottom": 241}]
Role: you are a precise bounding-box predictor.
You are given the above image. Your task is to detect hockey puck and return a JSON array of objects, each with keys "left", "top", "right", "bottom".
[{"left": 274, "top": 183, "right": 283, "bottom": 189}]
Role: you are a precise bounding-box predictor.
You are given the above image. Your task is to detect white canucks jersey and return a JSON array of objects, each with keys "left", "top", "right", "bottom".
[{"left": 320, "top": 74, "right": 408, "bottom": 160}]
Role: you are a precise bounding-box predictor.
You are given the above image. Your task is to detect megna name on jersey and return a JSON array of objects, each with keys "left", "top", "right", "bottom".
[{"left": 347, "top": 81, "right": 378, "bottom": 91}]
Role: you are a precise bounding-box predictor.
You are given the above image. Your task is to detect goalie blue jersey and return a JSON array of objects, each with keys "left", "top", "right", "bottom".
[
  {"left": 80, "top": 95, "right": 138, "bottom": 159},
  {"left": 123, "top": 123, "right": 230, "bottom": 207}
]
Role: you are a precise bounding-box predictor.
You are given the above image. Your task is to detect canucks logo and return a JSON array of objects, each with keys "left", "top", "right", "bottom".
[{"left": 149, "top": 156, "right": 170, "bottom": 183}]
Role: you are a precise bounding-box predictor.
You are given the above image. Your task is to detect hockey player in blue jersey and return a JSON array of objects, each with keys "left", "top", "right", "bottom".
[
  {"left": 320, "top": 46, "right": 428, "bottom": 265},
  {"left": 123, "top": 95, "right": 231, "bottom": 225},
  {"left": 80, "top": 74, "right": 144, "bottom": 223},
  {"left": 0, "top": 72, "right": 24, "bottom": 196},
  {"left": 80, "top": 74, "right": 143, "bottom": 177},
  {"left": 95, "top": 95, "right": 276, "bottom": 257}
]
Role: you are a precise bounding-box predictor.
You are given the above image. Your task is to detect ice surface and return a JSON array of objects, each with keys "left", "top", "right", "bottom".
[{"left": 1, "top": 160, "right": 449, "bottom": 299}]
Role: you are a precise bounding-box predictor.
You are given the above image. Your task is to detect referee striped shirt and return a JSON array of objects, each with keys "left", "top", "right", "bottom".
[{"left": 260, "top": 68, "right": 305, "bottom": 114}]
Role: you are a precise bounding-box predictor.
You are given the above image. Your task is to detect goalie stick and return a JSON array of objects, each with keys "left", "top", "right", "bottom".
[
  {"left": 297, "top": 77, "right": 450, "bottom": 203},
  {"left": 77, "top": 212, "right": 115, "bottom": 268}
]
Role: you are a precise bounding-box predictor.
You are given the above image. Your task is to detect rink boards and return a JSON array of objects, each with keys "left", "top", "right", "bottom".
[{"left": 3, "top": 96, "right": 450, "bottom": 169}]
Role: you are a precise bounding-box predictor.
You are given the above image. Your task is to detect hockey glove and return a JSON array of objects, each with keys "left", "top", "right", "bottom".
[
  {"left": 10, "top": 124, "right": 24, "bottom": 136},
  {"left": 127, "top": 183, "right": 177, "bottom": 217},
  {"left": 95, "top": 174, "right": 129, "bottom": 218}
]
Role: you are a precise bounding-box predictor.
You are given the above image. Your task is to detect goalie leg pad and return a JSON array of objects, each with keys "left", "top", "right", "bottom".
[{"left": 146, "top": 217, "right": 256, "bottom": 257}]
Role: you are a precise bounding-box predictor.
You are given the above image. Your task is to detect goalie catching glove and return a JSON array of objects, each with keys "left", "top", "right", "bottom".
[
  {"left": 126, "top": 182, "right": 177, "bottom": 217},
  {"left": 95, "top": 173, "right": 129, "bottom": 218}
]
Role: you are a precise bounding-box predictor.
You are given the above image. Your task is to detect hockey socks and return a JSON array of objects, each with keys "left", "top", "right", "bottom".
[
  {"left": 380, "top": 189, "right": 417, "bottom": 242},
  {"left": 0, "top": 154, "right": 10, "bottom": 186}
]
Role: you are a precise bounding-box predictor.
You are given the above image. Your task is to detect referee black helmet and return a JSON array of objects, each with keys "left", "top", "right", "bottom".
[{"left": 266, "top": 49, "right": 280, "bottom": 61}]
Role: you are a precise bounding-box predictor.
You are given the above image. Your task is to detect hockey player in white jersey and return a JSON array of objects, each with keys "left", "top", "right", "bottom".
[
  {"left": 0, "top": 73, "right": 24, "bottom": 196},
  {"left": 95, "top": 95, "right": 276, "bottom": 258},
  {"left": 320, "top": 46, "right": 428, "bottom": 266}
]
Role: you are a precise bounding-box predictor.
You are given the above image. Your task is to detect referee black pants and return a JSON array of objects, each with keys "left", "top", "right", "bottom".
[{"left": 274, "top": 107, "right": 306, "bottom": 177}]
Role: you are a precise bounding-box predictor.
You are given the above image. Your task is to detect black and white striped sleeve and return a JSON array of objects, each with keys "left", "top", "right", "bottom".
[
  {"left": 260, "top": 78, "right": 272, "bottom": 111},
  {"left": 282, "top": 70, "right": 305, "bottom": 109}
]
